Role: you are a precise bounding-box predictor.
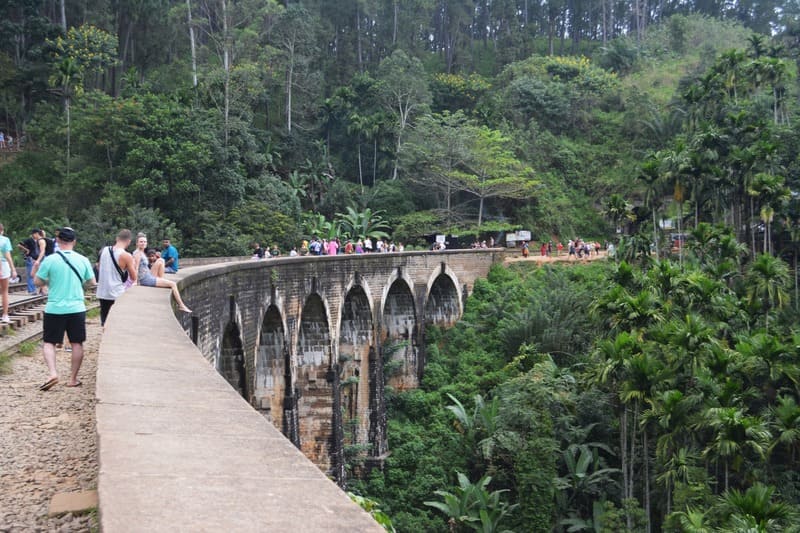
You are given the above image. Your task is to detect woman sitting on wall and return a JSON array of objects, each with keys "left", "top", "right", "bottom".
[{"left": 132, "top": 233, "right": 191, "bottom": 313}]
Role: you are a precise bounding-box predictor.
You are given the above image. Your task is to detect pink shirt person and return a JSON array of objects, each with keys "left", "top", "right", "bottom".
[{"left": 327, "top": 239, "right": 339, "bottom": 256}]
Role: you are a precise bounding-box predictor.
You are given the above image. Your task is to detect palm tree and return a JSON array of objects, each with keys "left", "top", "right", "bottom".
[
  {"left": 424, "top": 473, "right": 517, "bottom": 533},
  {"left": 654, "top": 447, "right": 697, "bottom": 515},
  {"left": 748, "top": 173, "right": 789, "bottom": 254},
  {"left": 591, "top": 331, "right": 639, "bottom": 513},
  {"left": 670, "top": 507, "right": 713, "bottom": 533},
  {"left": 53, "top": 57, "right": 81, "bottom": 180},
  {"left": 335, "top": 207, "right": 391, "bottom": 241},
  {"left": 347, "top": 112, "right": 370, "bottom": 193},
  {"left": 555, "top": 444, "right": 620, "bottom": 515},
  {"left": 718, "top": 483, "right": 793, "bottom": 532},
  {"left": 658, "top": 146, "right": 690, "bottom": 267},
  {"left": 662, "top": 313, "right": 716, "bottom": 376},
  {"left": 768, "top": 395, "right": 800, "bottom": 462},
  {"left": 604, "top": 194, "right": 635, "bottom": 236},
  {"left": 621, "top": 350, "right": 664, "bottom": 531},
  {"left": 639, "top": 156, "right": 669, "bottom": 258},
  {"left": 783, "top": 220, "right": 800, "bottom": 310},
  {"left": 745, "top": 254, "right": 790, "bottom": 331},
  {"left": 735, "top": 332, "right": 792, "bottom": 387},
  {"left": 701, "top": 407, "right": 771, "bottom": 492},
  {"left": 445, "top": 393, "right": 499, "bottom": 470},
  {"left": 301, "top": 212, "right": 340, "bottom": 241}
]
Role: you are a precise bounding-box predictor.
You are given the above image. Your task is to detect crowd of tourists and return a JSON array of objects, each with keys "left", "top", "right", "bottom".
[
  {"left": 0, "top": 222, "right": 190, "bottom": 392},
  {"left": 251, "top": 236, "right": 405, "bottom": 259},
  {"left": 520, "top": 238, "right": 604, "bottom": 259}
]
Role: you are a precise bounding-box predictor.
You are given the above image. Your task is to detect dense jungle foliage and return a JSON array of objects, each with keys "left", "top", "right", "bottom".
[
  {"left": 354, "top": 240, "right": 800, "bottom": 531},
  {"left": 3, "top": 1, "right": 800, "bottom": 256}
]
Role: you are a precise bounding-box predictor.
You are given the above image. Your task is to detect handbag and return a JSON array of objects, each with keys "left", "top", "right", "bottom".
[{"left": 108, "top": 246, "right": 129, "bottom": 283}]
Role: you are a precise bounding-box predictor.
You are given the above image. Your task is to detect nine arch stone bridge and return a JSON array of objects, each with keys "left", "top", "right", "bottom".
[
  {"left": 179, "top": 249, "right": 500, "bottom": 483},
  {"left": 96, "top": 249, "right": 501, "bottom": 531}
]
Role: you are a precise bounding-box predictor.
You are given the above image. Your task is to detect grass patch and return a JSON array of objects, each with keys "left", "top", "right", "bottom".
[
  {"left": 0, "top": 353, "right": 11, "bottom": 375},
  {"left": 87, "top": 507, "right": 99, "bottom": 533},
  {"left": 17, "top": 340, "right": 37, "bottom": 357},
  {"left": 86, "top": 307, "right": 100, "bottom": 319}
]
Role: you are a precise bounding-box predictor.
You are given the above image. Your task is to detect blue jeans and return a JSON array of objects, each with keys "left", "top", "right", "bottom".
[{"left": 25, "top": 257, "right": 35, "bottom": 293}]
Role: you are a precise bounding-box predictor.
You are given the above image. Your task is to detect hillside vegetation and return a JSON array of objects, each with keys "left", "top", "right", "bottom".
[
  {"left": 357, "top": 243, "right": 800, "bottom": 531},
  {"left": 1, "top": 3, "right": 795, "bottom": 255}
]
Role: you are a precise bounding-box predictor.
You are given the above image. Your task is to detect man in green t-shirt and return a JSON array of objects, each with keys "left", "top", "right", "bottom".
[{"left": 35, "top": 227, "right": 96, "bottom": 390}]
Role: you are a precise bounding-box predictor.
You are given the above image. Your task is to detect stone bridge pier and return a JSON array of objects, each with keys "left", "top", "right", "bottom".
[{"left": 178, "top": 250, "right": 499, "bottom": 483}]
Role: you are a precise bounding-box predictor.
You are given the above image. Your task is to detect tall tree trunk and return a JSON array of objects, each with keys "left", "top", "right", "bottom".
[
  {"left": 724, "top": 459, "right": 729, "bottom": 492},
  {"left": 620, "top": 409, "right": 627, "bottom": 500},
  {"left": 794, "top": 250, "right": 798, "bottom": 311},
  {"left": 356, "top": 2, "right": 363, "bottom": 72},
  {"left": 392, "top": 0, "right": 398, "bottom": 45},
  {"left": 65, "top": 96, "right": 70, "bottom": 180},
  {"left": 372, "top": 137, "right": 377, "bottom": 186},
  {"left": 678, "top": 201, "right": 683, "bottom": 269},
  {"left": 478, "top": 195, "right": 484, "bottom": 227},
  {"left": 653, "top": 206, "right": 659, "bottom": 259},
  {"left": 446, "top": 180, "right": 452, "bottom": 224},
  {"left": 357, "top": 141, "right": 363, "bottom": 193},
  {"left": 666, "top": 478, "right": 672, "bottom": 515},
  {"left": 187, "top": 0, "right": 198, "bottom": 88},
  {"left": 391, "top": 131, "right": 400, "bottom": 180},
  {"left": 221, "top": 0, "right": 231, "bottom": 145},
  {"left": 643, "top": 428, "right": 651, "bottom": 533},
  {"left": 621, "top": 407, "right": 632, "bottom": 530},
  {"left": 286, "top": 45, "right": 294, "bottom": 132},
  {"left": 750, "top": 196, "right": 756, "bottom": 257},
  {"left": 59, "top": 0, "right": 67, "bottom": 32},
  {"left": 630, "top": 403, "right": 638, "bottom": 503}
]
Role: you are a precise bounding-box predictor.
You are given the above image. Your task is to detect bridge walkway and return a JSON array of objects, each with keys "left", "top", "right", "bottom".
[{"left": 97, "top": 284, "right": 382, "bottom": 532}]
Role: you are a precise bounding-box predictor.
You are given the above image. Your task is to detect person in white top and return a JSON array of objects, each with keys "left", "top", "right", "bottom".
[
  {"left": 0, "top": 223, "right": 19, "bottom": 323},
  {"left": 96, "top": 229, "right": 137, "bottom": 326}
]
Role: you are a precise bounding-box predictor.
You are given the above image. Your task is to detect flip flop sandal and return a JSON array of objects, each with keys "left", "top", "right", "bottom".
[
  {"left": 65, "top": 381, "right": 82, "bottom": 387},
  {"left": 39, "top": 377, "right": 58, "bottom": 391}
]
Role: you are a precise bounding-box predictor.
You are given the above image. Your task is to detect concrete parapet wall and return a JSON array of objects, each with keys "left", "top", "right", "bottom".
[{"left": 96, "top": 286, "right": 383, "bottom": 532}]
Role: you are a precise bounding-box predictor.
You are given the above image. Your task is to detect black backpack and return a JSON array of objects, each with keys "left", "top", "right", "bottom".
[{"left": 40, "top": 237, "right": 55, "bottom": 256}]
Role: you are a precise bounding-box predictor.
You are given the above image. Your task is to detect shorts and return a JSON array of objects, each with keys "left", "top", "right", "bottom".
[
  {"left": 140, "top": 275, "right": 157, "bottom": 287},
  {"left": 0, "top": 262, "right": 9, "bottom": 280},
  {"left": 43, "top": 312, "right": 87, "bottom": 344}
]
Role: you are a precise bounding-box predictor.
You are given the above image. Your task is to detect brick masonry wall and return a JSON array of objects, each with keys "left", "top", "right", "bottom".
[{"left": 177, "top": 250, "right": 500, "bottom": 475}]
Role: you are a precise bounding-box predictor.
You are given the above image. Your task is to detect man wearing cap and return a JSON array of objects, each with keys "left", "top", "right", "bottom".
[{"left": 35, "top": 227, "right": 96, "bottom": 390}]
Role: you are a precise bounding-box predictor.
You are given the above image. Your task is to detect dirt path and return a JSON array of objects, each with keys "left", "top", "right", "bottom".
[
  {"left": 0, "top": 319, "right": 101, "bottom": 532},
  {"left": 503, "top": 250, "right": 609, "bottom": 265}
]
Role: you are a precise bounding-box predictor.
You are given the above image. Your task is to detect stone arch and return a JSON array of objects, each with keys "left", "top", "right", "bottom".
[
  {"left": 255, "top": 304, "right": 289, "bottom": 433},
  {"left": 381, "top": 276, "right": 418, "bottom": 390},
  {"left": 220, "top": 321, "right": 248, "bottom": 400},
  {"left": 338, "top": 283, "right": 374, "bottom": 455},
  {"left": 296, "top": 293, "right": 334, "bottom": 472},
  {"left": 424, "top": 265, "right": 462, "bottom": 327}
]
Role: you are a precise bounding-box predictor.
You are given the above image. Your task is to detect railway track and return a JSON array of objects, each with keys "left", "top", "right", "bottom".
[
  {"left": 0, "top": 293, "right": 48, "bottom": 336},
  {"left": 2, "top": 281, "right": 96, "bottom": 338}
]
